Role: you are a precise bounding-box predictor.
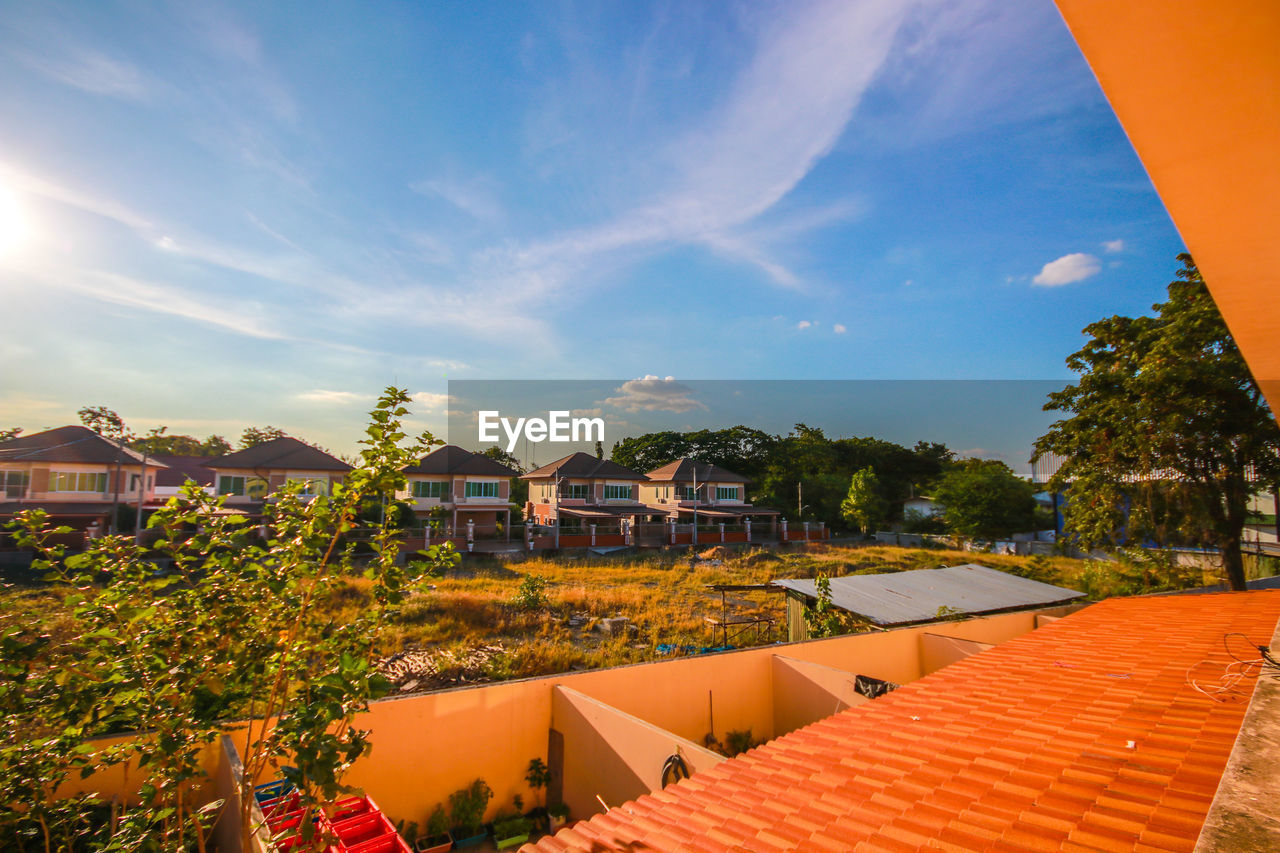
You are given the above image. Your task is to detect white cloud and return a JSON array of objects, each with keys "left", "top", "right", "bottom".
[
  {"left": 411, "top": 176, "right": 504, "bottom": 222},
  {"left": 17, "top": 47, "right": 155, "bottom": 101},
  {"left": 571, "top": 407, "right": 603, "bottom": 417},
  {"left": 833, "top": 323, "right": 847, "bottom": 334},
  {"left": 413, "top": 392, "right": 451, "bottom": 411},
  {"left": 796, "top": 320, "right": 813, "bottom": 330},
  {"left": 1032, "top": 253, "right": 1101, "bottom": 287},
  {"left": 295, "top": 390, "right": 368, "bottom": 405},
  {"left": 1102, "top": 239, "right": 1125, "bottom": 253},
  {"left": 604, "top": 376, "right": 707, "bottom": 413}
]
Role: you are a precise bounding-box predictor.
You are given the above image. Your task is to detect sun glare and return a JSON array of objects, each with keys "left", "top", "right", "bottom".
[{"left": 0, "top": 184, "right": 29, "bottom": 258}]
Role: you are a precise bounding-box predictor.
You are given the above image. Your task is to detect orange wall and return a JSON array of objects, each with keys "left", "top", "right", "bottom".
[{"left": 1055, "top": 1, "right": 1280, "bottom": 408}]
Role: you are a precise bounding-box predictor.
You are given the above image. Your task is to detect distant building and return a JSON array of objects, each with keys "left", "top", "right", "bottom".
[
  {"left": 522, "top": 452, "right": 657, "bottom": 528},
  {"left": 399, "top": 444, "right": 519, "bottom": 537},
  {"left": 206, "top": 437, "right": 351, "bottom": 510}
]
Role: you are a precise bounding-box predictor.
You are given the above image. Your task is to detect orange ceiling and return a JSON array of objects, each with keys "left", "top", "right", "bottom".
[{"left": 1053, "top": 1, "right": 1280, "bottom": 411}]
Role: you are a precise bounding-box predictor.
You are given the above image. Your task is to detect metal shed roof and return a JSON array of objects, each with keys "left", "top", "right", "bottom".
[{"left": 772, "top": 563, "right": 1085, "bottom": 626}]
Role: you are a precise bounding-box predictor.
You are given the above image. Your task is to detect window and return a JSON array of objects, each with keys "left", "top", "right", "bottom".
[
  {"left": 3, "top": 470, "right": 29, "bottom": 499},
  {"left": 603, "top": 484, "right": 631, "bottom": 500},
  {"left": 678, "top": 485, "right": 697, "bottom": 500},
  {"left": 465, "top": 481, "right": 499, "bottom": 499},
  {"left": 287, "top": 477, "right": 328, "bottom": 496},
  {"left": 560, "top": 483, "right": 590, "bottom": 500},
  {"left": 412, "top": 480, "right": 446, "bottom": 499},
  {"left": 715, "top": 486, "right": 740, "bottom": 501},
  {"left": 219, "top": 475, "right": 246, "bottom": 496},
  {"left": 50, "top": 472, "right": 108, "bottom": 493}
]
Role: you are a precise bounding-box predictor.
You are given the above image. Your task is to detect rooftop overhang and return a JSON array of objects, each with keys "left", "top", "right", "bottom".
[{"left": 1055, "top": 0, "right": 1280, "bottom": 411}]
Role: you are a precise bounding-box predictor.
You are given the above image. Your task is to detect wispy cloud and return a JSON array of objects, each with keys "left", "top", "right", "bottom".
[
  {"left": 470, "top": 0, "right": 912, "bottom": 300},
  {"left": 14, "top": 45, "right": 155, "bottom": 101},
  {"left": 797, "top": 320, "right": 813, "bottom": 330},
  {"left": 1102, "top": 239, "right": 1125, "bottom": 253},
  {"left": 833, "top": 323, "right": 847, "bottom": 334},
  {"left": 604, "top": 376, "right": 707, "bottom": 413},
  {"left": 411, "top": 176, "right": 504, "bottom": 222},
  {"left": 295, "top": 390, "right": 369, "bottom": 404},
  {"left": 413, "top": 392, "right": 451, "bottom": 411},
  {"left": 1032, "top": 253, "right": 1101, "bottom": 287}
]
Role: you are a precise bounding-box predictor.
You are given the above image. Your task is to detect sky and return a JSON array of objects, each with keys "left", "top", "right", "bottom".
[{"left": 0, "top": 0, "right": 1187, "bottom": 457}]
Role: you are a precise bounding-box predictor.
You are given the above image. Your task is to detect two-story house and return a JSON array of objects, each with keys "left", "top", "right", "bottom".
[
  {"left": 399, "top": 445, "right": 519, "bottom": 537},
  {"left": 641, "top": 458, "right": 780, "bottom": 534},
  {"left": 522, "top": 452, "right": 655, "bottom": 528},
  {"left": 206, "top": 437, "right": 351, "bottom": 509},
  {"left": 0, "top": 425, "right": 166, "bottom": 532}
]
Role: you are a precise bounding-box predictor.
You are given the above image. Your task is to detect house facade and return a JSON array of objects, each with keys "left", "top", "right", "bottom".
[
  {"left": 0, "top": 425, "right": 165, "bottom": 532},
  {"left": 641, "top": 458, "right": 780, "bottom": 531},
  {"left": 522, "top": 453, "right": 654, "bottom": 528},
  {"left": 398, "top": 445, "right": 519, "bottom": 537},
  {"left": 206, "top": 437, "right": 351, "bottom": 508}
]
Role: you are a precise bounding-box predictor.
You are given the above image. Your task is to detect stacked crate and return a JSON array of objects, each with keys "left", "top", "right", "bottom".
[{"left": 255, "top": 782, "right": 413, "bottom": 852}]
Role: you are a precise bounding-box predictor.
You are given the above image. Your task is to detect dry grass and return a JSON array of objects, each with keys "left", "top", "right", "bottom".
[{"left": 3, "top": 542, "right": 1175, "bottom": 695}]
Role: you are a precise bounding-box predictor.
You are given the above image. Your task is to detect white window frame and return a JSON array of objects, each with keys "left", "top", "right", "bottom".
[
  {"left": 464, "top": 480, "right": 500, "bottom": 499},
  {"left": 50, "top": 471, "right": 108, "bottom": 493},
  {"left": 412, "top": 480, "right": 446, "bottom": 499},
  {"left": 603, "top": 483, "right": 631, "bottom": 501},
  {"left": 715, "top": 486, "right": 740, "bottom": 502}
]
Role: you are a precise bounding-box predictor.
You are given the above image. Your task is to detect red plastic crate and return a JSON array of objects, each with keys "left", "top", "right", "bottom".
[
  {"left": 325, "top": 795, "right": 377, "bottom": 824},
  {"left": 329, "top": 812, "right": 395, "bottom": 848},
  {"left": 345, "top": 832, "right": 414, "bottom": 853}
]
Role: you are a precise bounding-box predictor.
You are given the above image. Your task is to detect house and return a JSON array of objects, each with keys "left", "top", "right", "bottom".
[
  {"left": 149, "top": 455, "right": 217, "bottom": 501},
  {"left": 0, "top": 425, "right": 165, "bottom": 532},
  {"left": 902, "top": 495, "right": 942, "bottom": 518},
  {"left": 521, "top": 452, "right": 655, "bottom": 529},
  {"left": 641, "top": 457, "right": 781, "bottom": 534},
  {"left": 398, "top": 444, "right": 519, "bottom": 538},
  {"left": 773, "top": 562, "right": 1086, "bottom": 641},
  {"left": 205, "top": 437, "right": 351, "bottom": 508}
]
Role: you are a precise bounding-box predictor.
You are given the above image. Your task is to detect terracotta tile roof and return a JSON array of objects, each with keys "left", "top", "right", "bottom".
[
  {"left": 0, "top": 425, "right": 155, "bottom": 466},
  {"left": 403, "top": 445, "right": 519, "bottom": 477},
  {"left": 528, "top": 592, "right": 1280, "bottom": 853},
  {"left": 645, "top": 458, "right": 751, "bottom": 484},
  {"left": 522, "top": 452, "right": 647, "bottom": 481},
  {"left": 207, "top": 437, "right": 351, "bottom": 472},
  {"left": 150, "top": 455, "right": 216, "bottom": 488}
]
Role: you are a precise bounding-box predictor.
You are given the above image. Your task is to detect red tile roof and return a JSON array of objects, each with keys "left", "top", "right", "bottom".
[
  {"left": 403, "top": 445, "right": 520, "bottom": 477},
  {"left": 0, "top": 425, "right": 156, "bottom": 466},
  {"left": 529, "top": 592, "right": 1280, "bottom": 853},
  {"left": 522, "top": 452, "right": 647, "bottom": 481},
  {"left": 645, "top": 458, "right": 751, "bottom": 484},
  {"left": 207, "top": 437, "right": 351, "bottom": 472}
]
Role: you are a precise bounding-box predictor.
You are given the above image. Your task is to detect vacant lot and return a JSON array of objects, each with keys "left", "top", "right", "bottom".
[{"left": 2, "top": 541, "right": 1217, "bottom": 697}]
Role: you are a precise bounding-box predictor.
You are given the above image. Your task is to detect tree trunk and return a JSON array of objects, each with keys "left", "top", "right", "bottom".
[{"left": 1222, "top": 535, "right": 1247, "bottom": 591}]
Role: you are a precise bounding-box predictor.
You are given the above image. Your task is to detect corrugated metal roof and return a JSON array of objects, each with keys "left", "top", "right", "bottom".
[{"left": 772, "top": 563, "right": 1084, "bottom": 626}]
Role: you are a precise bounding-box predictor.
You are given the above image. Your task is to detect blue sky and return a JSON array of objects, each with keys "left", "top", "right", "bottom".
[{"left": 0, "top": 0, "right": 1186, "bottom": 455}]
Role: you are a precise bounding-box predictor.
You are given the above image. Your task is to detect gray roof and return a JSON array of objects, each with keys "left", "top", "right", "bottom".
[
  {"left": 404, "top": 445, "right": 519, "bottom": 477},
  {"left": 207, "top": 437, "right": 351, "bottom": 472},
  {"left": 772, "top": 563, "right": 1084, "bottom": 626},
  {"left": 0, "top": 425, "right": 158, "bottom": 466}
]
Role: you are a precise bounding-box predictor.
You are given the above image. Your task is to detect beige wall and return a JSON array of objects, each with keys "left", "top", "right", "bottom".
[
  {"left": 552, "top": 686, "right": 724, "bottom": 821},
  {"left": 771, "top": 655, "right": 872, "bottom": 737},
  {"left": 57, "top": 608, "right": 1061, "bottom": 834}
]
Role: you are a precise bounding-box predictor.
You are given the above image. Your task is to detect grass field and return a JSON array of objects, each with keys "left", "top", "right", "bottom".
[{"left": 2, "top": 541, "right": 1227, "bottom": 696}]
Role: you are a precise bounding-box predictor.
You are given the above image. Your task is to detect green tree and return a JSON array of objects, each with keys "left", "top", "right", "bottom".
[
  {"left": 1033, "top": 255, "right": 1280, "bottom": 590},
  {"left": 933, "top": 459, "right": 1036, "bottom": 541},
  {"left": 3, "top": 388, "right": 458, "bottom": 851},
  {"left": 840, "top": 467, "right": 886, "bottom": 534},
  {"left": 129, "top": 428, "right": 233, "bottom": 457},
  {"left": 239, "top": 425, "right": 287, "bottom": 448},
  {"left": 77, "top": 406, "right": 128, "bottom": 440},
  {"left": 0, "top": 427, "right": 21, "bottom": 442}
]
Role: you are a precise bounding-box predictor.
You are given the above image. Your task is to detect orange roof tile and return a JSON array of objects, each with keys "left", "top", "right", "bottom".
[{"left": 527, "top": 592, "right": 1280, "bottom": 853}]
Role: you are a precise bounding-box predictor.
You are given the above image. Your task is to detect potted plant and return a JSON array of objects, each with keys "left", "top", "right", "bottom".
[
  {"left": 547, "top": 801, "right": 569, "bottom": 832},
  {"left": 448, "top": 779, "right": 492, "bottom": 848},
  {"left": 492, "top": 797, "right": 533, "bottom": 851},
  {"left": 525, "top": 758, "right": 551, "bottom": 831},
  {"left": 417, "top": 804, "right": 452, "bottom": 853}
]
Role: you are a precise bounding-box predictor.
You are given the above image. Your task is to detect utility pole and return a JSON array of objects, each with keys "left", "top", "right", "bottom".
[
  {"left": 692, "top": 466, "right": 699, "bottom": 547},
  {"left": 797, "top": 481, "right": 803, "bottom": 518}
]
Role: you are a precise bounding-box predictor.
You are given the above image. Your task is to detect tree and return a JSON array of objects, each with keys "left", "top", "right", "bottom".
[
  {"left": 1033, "top": 254, "right": 1280, "bottom": 590},
  {"left": 933, "top": 459, "right": 1036, "bottom": 541},
  {"left": 4, "top": 388, "right": 458, "bottom": 851},
  {"left": 840, "top": 467, "right": 886, "bottom": 534},
  {"left": 240, "top": 425, "right": 287, "bottom": 448},
  {"left": 130, "top": 428, "right": 233, "bottom": 457},
  {"left": 0, "top": 427, "right": 21, "bottom": 442},
  {"left": 481, "top": 446, "right": 528, "bottom": 511},
  {"left": 77, "top": 405, "right": 128, "bottom": 440}
]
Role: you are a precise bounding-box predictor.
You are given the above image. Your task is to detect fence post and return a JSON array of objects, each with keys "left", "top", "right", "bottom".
[
  {"left": 780, "top": 518, "right": 788, "bottom": 541},
  {"left": 466, "top": 519, "right": 474, "bottom": 553},
  {"left": 669, "top": 518, "right": 676, "bottom": 545},
  {"left": 803, "top": 521, "right": 810, "bottom": 541},
  {"left": 623, "top": 518, "right": 632, "bottom": 546},
  {"left": 744, "top": 518, "right": 752, "bottom": 542},
  {"left": 525, "top": 524, "right": 534, "bottom": 552},
  {"left": 718, "top": 522, "right": 725, "bottom": 543},
  {"left": 590, "top": 524, "right": 596, "bottom": 547}
]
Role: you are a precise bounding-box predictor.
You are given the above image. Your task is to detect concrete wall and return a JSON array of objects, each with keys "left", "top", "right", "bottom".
[
  {"left": 919, "top": 633, "right": 994, "bottom": 675},
  {"left": 56, "top": 608, "right": 1054, "bottom": 836},
  {"left": 551, "top": 686, "right": 724, "bottom": 821}
]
